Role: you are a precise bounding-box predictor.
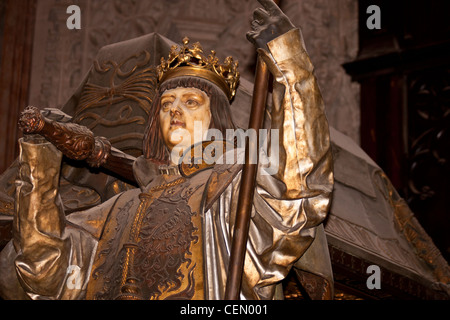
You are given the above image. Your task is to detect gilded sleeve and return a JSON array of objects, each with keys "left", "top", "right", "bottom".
[
  {"left": 0, "top": 136, "right": 101, "bottom": 300},
  {"left": 242, "top": 28, "right": 334, "bottom": 297}
]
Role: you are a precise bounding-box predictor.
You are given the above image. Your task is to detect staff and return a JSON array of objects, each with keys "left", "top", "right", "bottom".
[{"left": 225, "top": 0, "right": 285, "bottom": 300}]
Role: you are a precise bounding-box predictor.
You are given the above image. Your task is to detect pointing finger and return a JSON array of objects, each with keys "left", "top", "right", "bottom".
[
  {"left": 253, "top": 8, "right": 270, "bottom": 21},
  {"left": 256, "top": 0, "right": 281, "bottom": 15}
]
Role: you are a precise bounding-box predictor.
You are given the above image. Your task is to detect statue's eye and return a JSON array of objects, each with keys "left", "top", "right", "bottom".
[
  {"left": 161, "top": 101, "right": 172, "bottom": 111},
  {"left": 185, "top": 99, "right": 198, "bottom": 108}
]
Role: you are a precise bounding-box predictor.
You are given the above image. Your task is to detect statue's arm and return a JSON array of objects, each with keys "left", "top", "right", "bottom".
[
  {"left": 246, "top": 0, "right": 333, "bottom": 227},
  {"left": 11, "top": 136, "right": 68, "bottom": 297},
  {"left": 261, "top": 27, "right": 334, "bottom": 202},
  {"left": 18, "top": 106, "right": 137, "bottom": 186},
  {"left": 240, "top": 0, "right": 334, "bottom": 294},
  {"left": 0, "top": 135, "right": 115, "bottom": 299}
]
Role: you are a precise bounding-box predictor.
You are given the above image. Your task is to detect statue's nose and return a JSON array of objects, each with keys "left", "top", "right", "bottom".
[
  {"left": 169, "top": 107, "right": 182, "bottom": 117},
  {"left": 169, "top": 99, "right": 183, "bottom": 117}
]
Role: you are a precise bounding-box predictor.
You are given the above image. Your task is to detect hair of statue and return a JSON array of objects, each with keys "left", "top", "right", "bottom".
[{"left": 143, "top": 76, "right": 236, "bottom": 164}]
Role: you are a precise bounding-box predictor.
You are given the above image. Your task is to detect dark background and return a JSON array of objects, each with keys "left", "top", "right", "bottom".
[{"left": 344, "top": 0, "right": 450, "bottom": 263}]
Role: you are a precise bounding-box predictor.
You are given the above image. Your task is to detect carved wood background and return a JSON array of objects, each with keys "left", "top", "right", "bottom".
[
  {"left": 406, "top": 68, "right": 450, "bottom": 263},
  {"left": 26, "top": 0, "right": 360, "bottom": 145},
  {"left": 0, "top": 0, "right": 36, "bottom": 175}
]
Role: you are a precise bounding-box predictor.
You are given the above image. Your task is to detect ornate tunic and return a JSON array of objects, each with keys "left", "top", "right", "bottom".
[{"left": 0, "top": 29, "right": 334, "bottom": 300}]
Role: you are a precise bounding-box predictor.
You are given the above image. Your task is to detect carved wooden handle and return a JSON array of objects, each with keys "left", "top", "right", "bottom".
[{"left": 18, "top": 106, "right": 111, "bottom": 168}]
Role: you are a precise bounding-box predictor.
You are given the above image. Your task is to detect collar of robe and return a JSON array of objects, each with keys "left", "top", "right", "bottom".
[{"left": 133, "top": 140, "right": 239, "bottom": 188}]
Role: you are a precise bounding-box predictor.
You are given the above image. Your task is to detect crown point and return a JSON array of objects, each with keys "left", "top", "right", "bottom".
[{"left": 182, "top": 37, "right": 190, "bottom": 45}]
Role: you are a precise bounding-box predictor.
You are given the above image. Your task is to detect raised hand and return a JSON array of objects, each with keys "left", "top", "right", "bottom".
[{"left": 246, "top": 0, "right": 295, "bottom": 50}]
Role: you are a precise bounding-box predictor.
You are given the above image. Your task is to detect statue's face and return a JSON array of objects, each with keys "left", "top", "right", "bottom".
[{"left": 159, "top": 87, "right": 211, "bottom": 152}]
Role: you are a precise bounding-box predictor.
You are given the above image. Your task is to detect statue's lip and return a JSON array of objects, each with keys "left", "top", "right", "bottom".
[{"left": 170, "top": 120, "right": 185, "bottom": 127}]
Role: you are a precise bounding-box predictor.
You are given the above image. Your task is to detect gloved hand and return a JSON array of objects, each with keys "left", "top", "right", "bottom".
[{"left": 246, "top": 0, "right": 296, "bottom": 50}]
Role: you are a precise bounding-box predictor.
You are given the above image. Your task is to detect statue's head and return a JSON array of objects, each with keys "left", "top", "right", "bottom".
[
  {"left": 159, "top": 85, "right": 211, "bottom": 152},
  {"left": 144, "top": 37, "right": 240, "bottom": 164}
]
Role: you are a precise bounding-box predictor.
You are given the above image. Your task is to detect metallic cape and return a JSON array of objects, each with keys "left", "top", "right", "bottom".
[{"left": 0, "top": 28, "right": 334, "bottom": 300}]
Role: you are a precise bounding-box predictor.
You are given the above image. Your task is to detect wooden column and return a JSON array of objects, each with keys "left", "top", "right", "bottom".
[{"left": 0, "top": 0, "right": 36, "bottom": 173}]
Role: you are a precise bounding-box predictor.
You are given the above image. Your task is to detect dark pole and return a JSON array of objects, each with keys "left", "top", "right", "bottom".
[{"left": 224, "top": 0, "right": 280, "bottom": 299}]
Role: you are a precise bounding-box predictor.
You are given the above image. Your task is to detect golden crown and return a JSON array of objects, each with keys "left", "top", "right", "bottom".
[{"left": 157, "top": 37, "right": 239, "bottom": 100}]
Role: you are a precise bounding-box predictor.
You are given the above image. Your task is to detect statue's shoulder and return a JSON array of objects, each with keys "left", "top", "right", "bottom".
[{"left": 111, "top": 187, "right": 143, "bottom": 209}]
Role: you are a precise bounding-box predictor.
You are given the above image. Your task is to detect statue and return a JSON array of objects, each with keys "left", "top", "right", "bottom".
[{"left": 0, "top": 0, "right": 334, "bottom": 300}]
